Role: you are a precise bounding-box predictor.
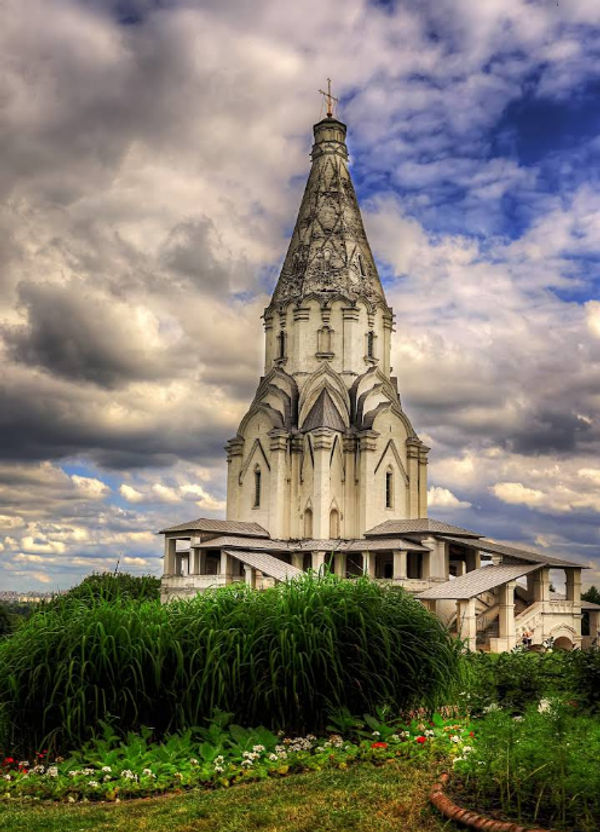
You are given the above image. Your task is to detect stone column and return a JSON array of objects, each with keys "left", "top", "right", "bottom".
[
  {"left": 263, "top": 309, "right": 274, "bottom": 373},
  {"left": 456, "top": 598, "right": 477, "bottom": 651},
  {"left": 311, "top": 551, "right": 325, "bottom": 573},
  {"left": 566, "top": 569, "right": 582, "bottom": 603},
  {"left": 362, "top": 551, "right": 375, "bottom": 579},
  {"left": 406, "top": 439, "right": 420, "bottom": 519},
  {"left": 244, "top": 565, "right": 256, "bottom": 589},
  {"left": 531, "top": 568, "right": 551, "bottom": 603},
  {"left": 498, "top": 581, "right": 517, "bottom": 649},
  {"left": 269, "top": 430, "right": 289, "bottom": 538},
  {"left": 311, "top": 428, "right": 334, "bottom": 539},
  {"left": 382, "top": 311, "right": 393, "bottom": 377},
  {"left": 164, "top": 537, "right": 177, "bottom": 576},
  {"left": 189, "top": 548, "right": 199, "bottom": 575},
  {"left": 393, "top": 550, "right": 407, "bottom": 581},
  {"left": 220, "top": 551, "right": 232, "bottom": 583},
  {"left": 334, "top": 552, "right": 345, "bottom": 577}
]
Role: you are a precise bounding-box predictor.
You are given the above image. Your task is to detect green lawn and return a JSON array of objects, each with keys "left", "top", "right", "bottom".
[{"left": 0, "top": 760, "right": 458, "bottom": 832}]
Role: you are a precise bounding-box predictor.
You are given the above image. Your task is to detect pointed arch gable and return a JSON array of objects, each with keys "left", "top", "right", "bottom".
[
  {"left": 374, "top": 439, "right": 409, "bottom": 483},
  {"left": 238, "top": 438, "right": 271, "bottom": 485},
  {"left": 299, "top": 364, "right": 350, "bottom": 428},
  {"left": 238, "top": 402, "right": 285, "bottom": 437}
]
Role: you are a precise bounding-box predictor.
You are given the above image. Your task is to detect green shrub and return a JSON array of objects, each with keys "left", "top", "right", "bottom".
[
  {"left": 454, "top": 703, "right": 600, "bottom": 831},
  {"left": 0, "top": 575, "right": 461, "bottom": 755},
  {"left": 44, "top": 572, "right": 161, "bottom": 609},
  {"left": 566, "top": 647, "right": 600, "bottom": 713},
  {"left": 463, "top": 650, "right": 571, "bottom": 714}
]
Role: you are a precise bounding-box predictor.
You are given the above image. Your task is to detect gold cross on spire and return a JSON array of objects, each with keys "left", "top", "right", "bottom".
[{"left": 318, "top": 78, "right": 339, "bottom": 118}]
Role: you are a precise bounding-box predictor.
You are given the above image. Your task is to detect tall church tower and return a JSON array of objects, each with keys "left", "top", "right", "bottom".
[{"left": 225, "top": 115, "right": 429, "bottom": 540}]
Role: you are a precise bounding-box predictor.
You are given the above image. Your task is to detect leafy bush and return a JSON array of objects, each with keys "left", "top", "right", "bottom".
[
  {"left": 44, "top": 572, "right": 161, "bottom": 608},
  {"left": 454, "top": 703, "right": 600, "bottom": 832},
  {"left": 463, "top": 650, "right": 571, "bottom": 714},
  {"left": 0, "top": 575, "right": 461, "bottom": 755},
  {"left": 566, "top": 647, "right": 600, "bottom": 713}
]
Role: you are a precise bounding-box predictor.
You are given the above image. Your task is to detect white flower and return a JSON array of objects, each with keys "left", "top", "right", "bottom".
[
  {"left": 46, "top": 766, "right": 59, "bottom": 778},
  {"left": 142, "top": 769, "right": 153, "bottom": 776},
  {"left": 513, "top": 716, "right": 524, "bottom": 722},
  {"left": 103, "top": 775, "right": 111, "bottom": 782},
  {"left": 18, "top": 761, "right": 30, "bottom": 767},
  {"left": 450, "top": 735, "right": 460, "bottom": 743},
  {"left": 189, "top": 758, "right": 199, "bottom": 765},
  {"left": 67, "top": 795, "right": 76, "bottom": 803},
  {"left": 32, "top": 765, "right": 45, "bottom": 774},
  {"left": 538, "top": 699, "right": 551, "bottom": 713},
  {"left": 424, "top": 730, "right": 435, "bottom": 737},
  {"left": 120, "top": 769, "right": 137, "bottom": 780},
  {"left": 268, "top": 753, "right": 278, "bottom": 761},
  {"left": 463, "top": 746, "right": 473, "bottom": 754},
  {"left": 241, "top": 760, "right": 253, "bottom": 767},
  {"left": 252, "top": 745, "right": 265, "bottom": 753},
  {"left": 87, "top": 781, "right": 99, "bottom": 788},
  {"left": 371, "top": 731, "right": 381, "bottom": 737},
  {"left": 101, "top": 766, "right": 111, "bottom": 773},
  {"left": 214, "top": 765, "right": 224, "bottom": 774},
  {"left": 400, "top": 731, "right": 410, "bottom": 739},
  {"left": 2, "top": 774, "right": 11, "bottom": 781},
  {"left": 483, "top": 703, "right": 500, "bottom": 713},
  {"left": 68, "top": 770, "right": 80, "bottom": 777},
  {"left": 214, "top": 755, "right": 225, "bottom": 764}
]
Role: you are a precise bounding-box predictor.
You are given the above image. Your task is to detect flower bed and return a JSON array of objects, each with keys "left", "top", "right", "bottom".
[{"left": 0, "top": 711, "right": 474, "bottom": 803}]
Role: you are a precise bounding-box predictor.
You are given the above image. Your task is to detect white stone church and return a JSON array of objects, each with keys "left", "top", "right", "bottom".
[{"left": 160, "top": 113, "right": 598, "bottom": 652}]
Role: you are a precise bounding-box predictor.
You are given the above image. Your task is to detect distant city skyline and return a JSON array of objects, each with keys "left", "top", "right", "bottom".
[{"left": 1, "top": 0, "right": 599, "bottom": 591}]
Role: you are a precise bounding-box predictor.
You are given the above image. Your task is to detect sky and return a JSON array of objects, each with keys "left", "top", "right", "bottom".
[{"left": 1, "top": 0, "right": 600, "bottom": 591}]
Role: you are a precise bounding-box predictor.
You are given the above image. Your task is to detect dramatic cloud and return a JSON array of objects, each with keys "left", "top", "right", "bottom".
[{"left": 0, "top": 0, "right": 599, "bottom": 589}]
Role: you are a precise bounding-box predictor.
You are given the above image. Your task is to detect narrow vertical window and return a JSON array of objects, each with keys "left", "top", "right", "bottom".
[
  {"left": 254, "top": 468, "right": 261, "bottom": 508},
  {"left": 278, "top": 330, "right": 286, "bottom": 359},
  {"left": 385, "top": 470, "right": 393, "bottom": 509},
  {"left": 358, "top": 254, "right": 365, "bottom": 276},
  {"left": 367, "top": 331, "right": 375, "bottom": 358}
]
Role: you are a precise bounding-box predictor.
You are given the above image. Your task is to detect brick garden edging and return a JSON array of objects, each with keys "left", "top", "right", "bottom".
[{"left": 429, "top": 772, "right": 559, "bottom": 832}]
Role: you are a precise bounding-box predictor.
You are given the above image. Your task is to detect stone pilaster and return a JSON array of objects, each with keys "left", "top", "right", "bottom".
[
  {"left": 406, "top": 439, "right": 420, "bottom": 519},
  {"left": 268, "top": 430, "right": 289, "bottom": 539},
  {"left": 311, "top": 428, "right": 335, "bottom": 539},
  {"left": 357, "top": 430, "right": 378, "bottom": 536},
  {"left": 225, "top": 436, "right": 244, "bottom": 521},
  {"left": 456, "top": 598, "right": 477, "bottom": 651}
]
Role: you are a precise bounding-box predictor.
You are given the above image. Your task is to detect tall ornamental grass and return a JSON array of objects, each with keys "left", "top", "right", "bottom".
[{"left": 0, "top": 574, "right": 461, "bottom": 754}]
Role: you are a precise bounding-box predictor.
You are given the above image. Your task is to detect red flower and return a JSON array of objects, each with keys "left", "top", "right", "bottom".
[
  {"left": 3, "top": 757, "right": 15, "bottom": 764},
  {"left": 469, "top": 731, "right": 475, "bottom": 737},
  {"left": 371, "top": 741, "right": 388, "bottom": 749},
  {"left": 416, "top": 736, "right": 426, "bottom": 744}
]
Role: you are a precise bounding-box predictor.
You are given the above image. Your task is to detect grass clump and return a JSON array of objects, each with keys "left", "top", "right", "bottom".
[
  {"left": 0, "top": 574, "right": 461, "bottom": 755},
  {"left": 453, "top": 702, "right": 600, "bottom": 832}
]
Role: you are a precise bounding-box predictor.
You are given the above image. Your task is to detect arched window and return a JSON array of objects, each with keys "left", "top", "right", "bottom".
[
  {"left": 329, "top": 508, "right": 340, "bottom": 539},
  {"left": 303, "top": 507, "right": 313, "bottom": 538},
  {"left": 385, "top": 470, "right": 393, "bottom": 509},
  {"left": 253, "top": 467, "right": 261, "bottom": 508},
  {"left": 277, "top": 331, "right": 286, "bottom": 360},
  {"left": 367, "top": 331, "right": 375, "bottom": 358}
]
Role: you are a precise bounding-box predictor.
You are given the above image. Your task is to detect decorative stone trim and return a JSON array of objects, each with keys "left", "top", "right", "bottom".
[{"left": 429, "top": 773, "right": 558, "bottom": 832}]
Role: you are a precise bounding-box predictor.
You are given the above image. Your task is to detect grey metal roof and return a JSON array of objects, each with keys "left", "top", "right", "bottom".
[
  {"left": 196, "top": 536, "right": 289, "bottom": 552},
  {"left": 442, "top": 536, "right": 583, "bottom": 569},
  {"left": 417, "top": 563, "right": 541, "bottom": 600},
  {"left": 302, "top": 388, "right": 346, "bottom": 432},
  {"left": 159, "top": 518, "right": 269, "bottom": 537},
  {"left": 224, "top": 550, "right": 303, "bottom": 582},
  {"left": 344, "top": 537, "right": 428, "bottom": 552},
  {"left": 195, "top": 536, "right": 426, "bottom": 553},
  {"left": 365, "top": 518, "right": 481, "bottom": 538}
]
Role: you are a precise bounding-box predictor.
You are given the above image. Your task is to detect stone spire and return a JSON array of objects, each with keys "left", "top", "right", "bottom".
[{"left": 269, "top": 117, "right": 389, "bottom": 311}]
